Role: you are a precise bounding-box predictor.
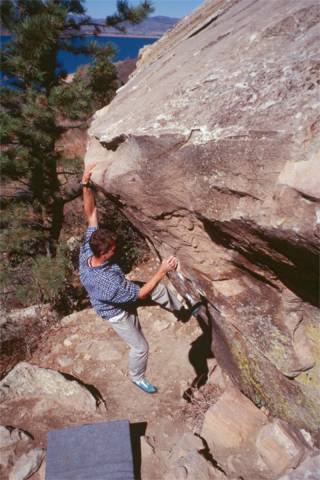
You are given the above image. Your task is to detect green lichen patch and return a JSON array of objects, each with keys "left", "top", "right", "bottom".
[{"left": 229, "top": 337, "right": 320, "bottom": 432}]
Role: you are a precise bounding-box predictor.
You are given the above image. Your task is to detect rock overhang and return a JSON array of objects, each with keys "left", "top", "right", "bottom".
[{"left": 85, "top": 0, "right": 320, "bottom": 434}]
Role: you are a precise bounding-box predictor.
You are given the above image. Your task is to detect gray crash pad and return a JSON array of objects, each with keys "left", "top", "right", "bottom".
[{"left": 45, "top": 420, "right": 134, "bottom": 480}]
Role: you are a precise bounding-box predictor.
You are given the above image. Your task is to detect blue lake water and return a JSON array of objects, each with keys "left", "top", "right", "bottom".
[{"left": 1, "top": 35, "right": 157, "bottom": 76}]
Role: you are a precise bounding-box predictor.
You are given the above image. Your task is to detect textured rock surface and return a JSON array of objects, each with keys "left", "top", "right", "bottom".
[
  {"left": 165, "top": 432, "right": 225, "bottom": 480},
  {"left": 0, "top": 426, "right": 33, "bottom": 474},
  {"left": 7, "top": 274, "right": 211, "bottom": 479},
  {"left": 279, "top": 453, "right": 320, "bottom": 480},
  {"left": 0, "top": 426, "right": 44, "bottom": 480},
  {"left": 201, "top": 386, "right": 309, "bottom": 479},
  {"left": 0, "top": 362, "right": 101, "bottom": 443},
  {"left": 256, "top": 419, "right": 307, "bottom": 476},
  {"left": 8, "top": 448, "right": 45, "bottom": 480},
  {"left": 201, "top": 386, "right": 267, "bottom": 450},
  {"left": 86, "top": 0, "right": 320, "bottom": 434}
]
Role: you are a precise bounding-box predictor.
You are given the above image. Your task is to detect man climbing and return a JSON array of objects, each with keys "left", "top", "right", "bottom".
[{"left": 79, "top": 163, "right": 196, "bottom": 394}]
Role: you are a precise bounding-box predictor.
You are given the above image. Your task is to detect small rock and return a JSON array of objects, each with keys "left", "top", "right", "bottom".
[
  {"left": 0, "top": 426, "right": 33, "bottom": 470},
  {"left": 9, "top": 448, "right": 45, "bottom": 480},
  {"left": 0, "top": 426, "right": 31, "bottom": 449},
  {"left": 292, "top": 321, "right": 315, "bottom": 372},
  {"left": 73, "top": 365, "right": 85, "bottom": 375},
  {"left": 57, "top": 356, "right": 73, "bottom": 368}
]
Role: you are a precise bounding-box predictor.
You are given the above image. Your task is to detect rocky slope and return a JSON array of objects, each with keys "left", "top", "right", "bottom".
[
  {"left": 0, "top": 260, "right": 222, "bottom": 479},
  {"left": 86, "top": 0, "right": 320, "bottom": 441},
  {"left": 2, "top": 266, "right": 318, "bottom": 478}
]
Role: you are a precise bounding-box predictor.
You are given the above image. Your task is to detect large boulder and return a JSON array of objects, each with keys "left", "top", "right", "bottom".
[
  {"left": 85, "top": 0, "right": 320, "bottom": 434},
  {"left": 0, "top": 362, "right": 102, "bottom": 443},
  {"left": 201, "top": 386, "right": 310, "bottom": 479}
]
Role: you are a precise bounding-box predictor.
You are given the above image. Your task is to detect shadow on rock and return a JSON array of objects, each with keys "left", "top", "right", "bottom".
[
  {"left": 184, "top": 299, "right": 215, "bottom": 402},
  {"left": 59, "top": 371, "right": 107, "bottom": 411}
]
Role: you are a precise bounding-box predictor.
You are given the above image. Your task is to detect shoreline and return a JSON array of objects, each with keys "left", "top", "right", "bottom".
[
  {"left": 1, "top": 33, "right": 160, "bottom": 40},
  {"left": 93, "top": 33, "right": 160, "bottom": 39}
]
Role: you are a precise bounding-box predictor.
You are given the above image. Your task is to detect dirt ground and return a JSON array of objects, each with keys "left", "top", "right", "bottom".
[{"left": 28, "top": 259, "right": 214, "bottom": 479}]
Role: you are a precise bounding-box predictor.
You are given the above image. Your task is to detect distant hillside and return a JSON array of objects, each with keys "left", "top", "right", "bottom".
[
  {"left": 0, "top": 16, "right": 178, "bottom": 38},
  {"left": 75, "top": 15, "right": 179, "bottom": 38}
]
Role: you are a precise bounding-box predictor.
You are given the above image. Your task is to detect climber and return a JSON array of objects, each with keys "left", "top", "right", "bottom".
[{"left": 79, "top": 163, "right": 198, "bottom": 394}]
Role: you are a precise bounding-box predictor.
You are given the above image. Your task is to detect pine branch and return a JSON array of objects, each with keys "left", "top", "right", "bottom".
[
  {"left": 106, "top": 0, "right": 154, "bottom": 31},
  {"left": 1, "top": 0, "right": 154, "bottom": 272}
]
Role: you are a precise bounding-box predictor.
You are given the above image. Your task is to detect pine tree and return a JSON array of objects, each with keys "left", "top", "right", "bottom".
[{"left": 0, "top": 0, "right": 153, "bottom": 306}]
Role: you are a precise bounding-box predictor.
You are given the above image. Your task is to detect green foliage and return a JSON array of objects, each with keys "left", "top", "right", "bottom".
[
  {"left": 0, "top": 0, "right": 153, "bottom": 311},
  {"left": 0, "top": 204, "right": 44, "bottom": 258},
  {"left": 106, "top": 0, "right": 154, "bottom": 31},
  {"left": 0, "top": 245, "right": 73, "bottom": 307},
  {"left": 31, "top": 246, "right": 71, "bottom": 302},
  {"left": 87, "top": 44, "right": 118, "bottom": 108}
]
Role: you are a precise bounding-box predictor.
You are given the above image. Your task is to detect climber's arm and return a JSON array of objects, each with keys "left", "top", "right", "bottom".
[
  {"left": 82, "top": 164, "right": 98, "bottom": 227},
  {"left": 137, "top": 256, "right": 178, "bottom": 299}
]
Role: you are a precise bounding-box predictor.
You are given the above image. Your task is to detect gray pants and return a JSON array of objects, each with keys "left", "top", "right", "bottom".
[{"left": 110, "top": 283, "right": 182, "bottom": 382}]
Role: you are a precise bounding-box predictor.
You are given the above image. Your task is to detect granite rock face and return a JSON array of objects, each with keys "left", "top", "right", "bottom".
[
  {"left": 279, "top": 453, "right": 320, "bottom": 480},
  {"left": 0, "top": 362, "right": 102, "bottom": 443},
  {"left": 165, "top": 432, "right": 225, "bottom": 480},
  {"left": 86, "top": 0, "right": 320, "bottom": 434},
  {"left": 0, "top": 426, "right": 33, "bottom": 474},
  {"left": 201, "top": 386, "right": 310, "bottom": 479},
  {"left": 0, "top": 426, "right": 45, "bottom": 480}
]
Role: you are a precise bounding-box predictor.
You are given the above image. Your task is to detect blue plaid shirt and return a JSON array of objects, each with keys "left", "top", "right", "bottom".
[{"left": 79, "top": 227, "right": 140, "bottom": 320}]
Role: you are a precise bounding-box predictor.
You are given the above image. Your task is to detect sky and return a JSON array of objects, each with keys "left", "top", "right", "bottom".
[{"left": 85, "top": 1, "right": 204, "bottom": 19}]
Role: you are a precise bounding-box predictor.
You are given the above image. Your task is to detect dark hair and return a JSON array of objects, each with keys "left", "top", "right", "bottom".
[{"left": 89, "top": 229, "right": 117, "bottom": 257}]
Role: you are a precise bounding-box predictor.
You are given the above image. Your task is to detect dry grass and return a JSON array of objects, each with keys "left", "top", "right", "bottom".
[{"left": 181, "top": 382, "right": 222, "bottom": 433}]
